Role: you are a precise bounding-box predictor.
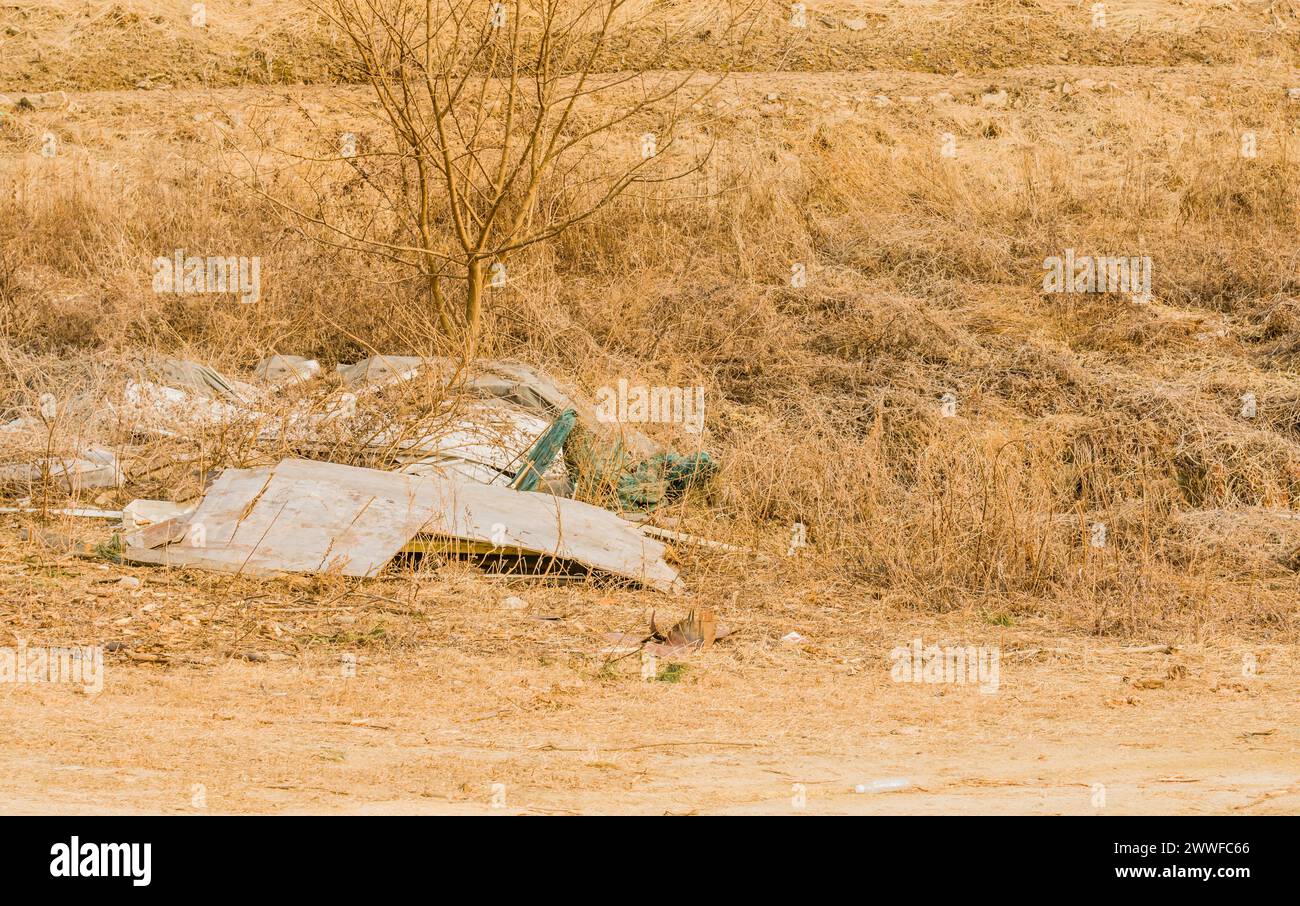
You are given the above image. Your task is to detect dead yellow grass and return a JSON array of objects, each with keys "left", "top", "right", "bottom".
[
  {"left": 2, "top": 0, "right": 1295, "bottom": 91},
  {"left": 3, "top": 63, "right": 1300, "bottom": 640}
]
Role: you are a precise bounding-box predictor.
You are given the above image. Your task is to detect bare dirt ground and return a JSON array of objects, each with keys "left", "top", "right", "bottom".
[
  {"left": 1, "top": 521, "right": 1295, "bottom": 815},
  {"left": 2, "top": 636, "right": 1294, "bottom": 815}
]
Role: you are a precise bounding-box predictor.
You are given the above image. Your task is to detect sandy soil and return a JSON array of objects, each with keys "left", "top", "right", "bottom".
[{"left": 1, "top": 532, "right": 1294, "bottom": 815}]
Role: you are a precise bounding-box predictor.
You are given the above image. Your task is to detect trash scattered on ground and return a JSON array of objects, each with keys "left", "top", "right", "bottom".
[
  {"left": 123, "top": 378, "right": 246, "bottom": 432},
  {"left": 0, "top": 446, "right": 123, "bottom": 491},
  {"left": 602, "top": 609, "right": 733, "bottom": 657},
  {"left": 781, "top": 631, "right": 807, "bottom": 644},
  {"left": 638, "top": 524, "right": 763, "bottom": 559},
  {"left": 501, "top": 595, "right": 528, "bottom": 610},
  {"left": 653, "top": 609, "right": 719, "bottom": 649},
  {"left": 1, "top": 353, "right": 730, "bottom": 592},
  {"left": 854, "top": 778, "right": 913, "bottom": 794},
  {"left": 611, "top": 451, "right": 718, "bottom": 511},
  {"left": 122, "top": 458, "right": 681, "bottom": 589},
  {"left": 123, "top": 514, "right": 190, "bottom": 552},
  {"left": 155, "top": 356, "right": 257, "bottom": 403},
  {"left": 335, "top": 355, "right": 428, "bottom": 387},
  {"left": 510, "top": 409, "right": 575, "bottom": 492},
  {"left": 1240, "top": 728, "right": 1276, "bottom": 738},
  {"left": 121, "top": 458, "right": 445, "bottom": 576},
  {"left": 394, "top": 400, "right": 573, "bottom": 489},
  {"left": 255, "top": 355, "right": 321, "bottom": 385},
  {"left": 122, "top": 499, "right": 195, "bottom": 532},
  {"left": 0, "top": 505, "right": 122, "bottom": 519}
]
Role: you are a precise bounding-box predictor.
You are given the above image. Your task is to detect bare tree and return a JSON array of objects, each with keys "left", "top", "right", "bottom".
[{"left": 242, "top": 0, "right": 760, "bottom": 358}]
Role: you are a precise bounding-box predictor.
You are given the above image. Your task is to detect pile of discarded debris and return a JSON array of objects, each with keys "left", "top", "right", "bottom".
[{"left": 1, "top": 355, "right": 721, "bottom": 593}]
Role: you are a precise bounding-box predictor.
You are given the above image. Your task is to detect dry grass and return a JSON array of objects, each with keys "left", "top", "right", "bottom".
[
  {"left": 2, "top": 0, "right": 1296, "bottom": 91},
  {"left": 3, "top": 16, "right": 1300, "bottom": 648}
]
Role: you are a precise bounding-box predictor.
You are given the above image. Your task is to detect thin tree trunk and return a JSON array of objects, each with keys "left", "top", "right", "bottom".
[
  {"left": 464, "top": 258, "right": 484, "bottom": 360},
  {"left": 428, "top": 272, "right": 455, "bottom": 338}
]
